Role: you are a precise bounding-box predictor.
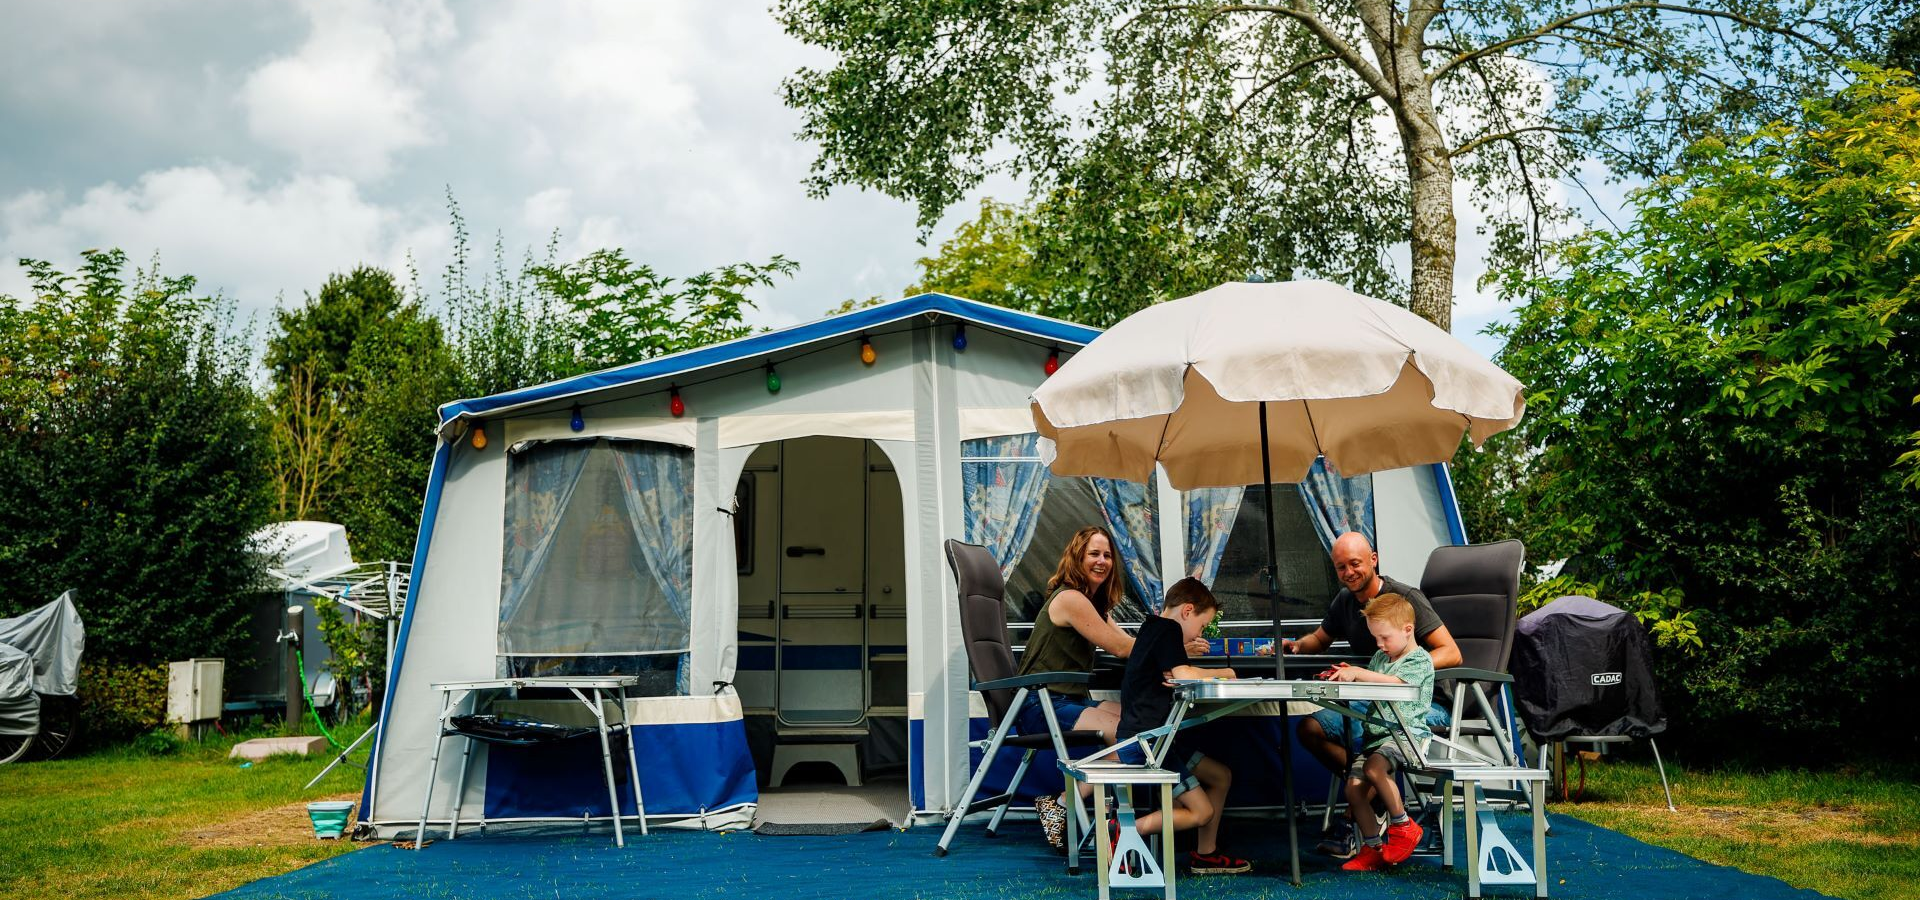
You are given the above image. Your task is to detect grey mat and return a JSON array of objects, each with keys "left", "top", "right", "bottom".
[{"left": 754, "top": 818, "right": 892, "bottom": 836}]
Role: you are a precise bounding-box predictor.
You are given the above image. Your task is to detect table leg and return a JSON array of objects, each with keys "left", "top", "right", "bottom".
[
  {"left": 1532, "top": 778, "right": 1548, "bottom": 898},
  {"left": 417, "top": 690, "right": 454, "bottom": 849},
  {"left": 577, "top": 687, "right": 625, "bottom": 848},
  {"left": 1465, "top": 781, "right": 1482, "bottom": 899},
  {"left": 619, "top": 685, "right": 645, "bottom": 836},
  {"left": 450, "top": 719, "right": 475, "bottom": 840},
  {"left": 1440, "top": 777, "right": 1455, "bottom": 871},
  {"left": 1279, "top": 702, "right": 1300, "bottom": 886},
  {"left": 1095, "top": 786, "right": 1112, "bottom": 900},
  {"left": 1161, "top": 783, "right": 1176, "bottom": 900}
]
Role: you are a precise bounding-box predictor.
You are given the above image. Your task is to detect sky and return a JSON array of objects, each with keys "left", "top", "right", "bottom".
[{"left": 0, "top": 1, "right": 1629, "bottom": 362}]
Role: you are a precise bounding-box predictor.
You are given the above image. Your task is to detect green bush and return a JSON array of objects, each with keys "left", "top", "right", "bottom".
[
  {"left": 130, "top": 729, "right": 184, "bottom": 756},
  {"left": 76, "top": 661, "right": 168, "bottom": 746}
]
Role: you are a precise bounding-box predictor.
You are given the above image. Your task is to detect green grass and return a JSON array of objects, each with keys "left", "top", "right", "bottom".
[
  {"left": 1554, "top": 756, "right": 1920, "bottom": 900},
  {"left": 0, "top": 721, "right": 372, "bottom": 900}
]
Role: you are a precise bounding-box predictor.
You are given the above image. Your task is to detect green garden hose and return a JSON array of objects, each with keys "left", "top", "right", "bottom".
[{"left": 293, "top": 646, "right": 346, "bottom": 751}]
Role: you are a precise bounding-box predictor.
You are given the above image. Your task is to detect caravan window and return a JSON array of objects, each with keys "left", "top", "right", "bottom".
[
  {"left": 1184, "top": 463, "right": 1375, "bottom": 625},
  {"left": 499, "top": 438, "right": 693, "bottom": 695},
  {"left": 960, "top": 433, "right": 1161, "bottom": 624}
]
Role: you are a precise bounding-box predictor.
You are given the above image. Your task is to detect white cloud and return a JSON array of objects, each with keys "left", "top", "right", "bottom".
[
  {"left": 0, "top": 164, "right": 418, "bottom": 316},
  {"left": 239, "top": 0, "right": 453, "bottom": 180}
]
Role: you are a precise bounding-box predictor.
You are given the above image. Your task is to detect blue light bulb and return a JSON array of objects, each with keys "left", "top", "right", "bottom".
[
  {"left": 570, "top": 406, "right": 585, "bottom": 432},
  {"left": 952, "top": 324, "right": 967, "bottom": 351}
]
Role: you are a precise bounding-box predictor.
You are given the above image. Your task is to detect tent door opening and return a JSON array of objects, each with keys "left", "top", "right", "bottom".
[{"left": 736, "top": 437, "right": 907, "bottom": 796}]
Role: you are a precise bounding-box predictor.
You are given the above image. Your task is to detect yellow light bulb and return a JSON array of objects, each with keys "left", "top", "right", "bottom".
[{"left": 860, "top": 340, "right": 877, "bottom": 365}]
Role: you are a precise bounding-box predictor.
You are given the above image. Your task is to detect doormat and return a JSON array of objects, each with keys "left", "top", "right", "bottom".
[{"left": 753, "top": 819, "right": 892, "bottom": 836}]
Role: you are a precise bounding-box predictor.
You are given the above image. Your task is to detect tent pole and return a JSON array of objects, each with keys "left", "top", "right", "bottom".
[{"left": 1259, "top": 401, "right": 1302, "bottom": 886}]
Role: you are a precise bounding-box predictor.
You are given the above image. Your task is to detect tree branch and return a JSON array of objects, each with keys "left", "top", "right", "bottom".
[
  {"left": 1431, "top": 2, "right": 1838, "bottom": 82},
  {"left": 1159, "top": 2, "right": 1400, "bottom": 100},
  {"left": 1232, "top": 53, "right": 1343, "bottom": 117}
]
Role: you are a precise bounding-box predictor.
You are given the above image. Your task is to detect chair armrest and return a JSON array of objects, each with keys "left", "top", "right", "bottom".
[
  {"left": 975, "top": 671, "right": 1093, "bottom": 692},
  {"left": 1434, "top": 667, "right": 1512, "bottom": 684}
]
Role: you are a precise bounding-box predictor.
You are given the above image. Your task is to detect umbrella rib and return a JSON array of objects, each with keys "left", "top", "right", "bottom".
[
  {"left": 1302, "top": 397, "right": 1323, "bottom": 470},
  {"left": 1152, "top": 366, "right": 1186, "bottom": 467}
]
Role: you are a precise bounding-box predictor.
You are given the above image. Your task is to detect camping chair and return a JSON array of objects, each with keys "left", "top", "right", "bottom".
[
  {"left": 1319, "top": 540, "right": 1527, "bottom": 831},
  {"left": 1423, "top": 539, "right": 1527, "bottom": 771},
  {"left": 934, "top": 540, "right": 1107, "bottom": 859}
]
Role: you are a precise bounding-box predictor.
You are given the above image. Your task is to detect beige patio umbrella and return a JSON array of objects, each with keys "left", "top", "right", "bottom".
[
  {"left": 1029, "top": 279, "right": 1525, "bottom": 885},
  {"left": 1030, "top": 279, "right": 1526, "bottom": 489}
]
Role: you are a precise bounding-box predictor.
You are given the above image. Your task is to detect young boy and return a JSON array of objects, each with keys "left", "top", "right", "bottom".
[
  {"left": 1112, "top": 577, "right": 1250, "bottom": 875},
  {"left": 1323, "top": 592, "right": 1433, "bottom": 871}
]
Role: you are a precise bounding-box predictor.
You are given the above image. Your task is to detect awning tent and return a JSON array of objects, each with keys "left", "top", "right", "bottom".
[{"left": 361, "top": 293, "right": 1468, "bottom": 835}]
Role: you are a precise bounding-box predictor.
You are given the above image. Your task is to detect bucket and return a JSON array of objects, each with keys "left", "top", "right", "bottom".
[{"left": 307, "top": 801, "right": 355, "bottom": 840}]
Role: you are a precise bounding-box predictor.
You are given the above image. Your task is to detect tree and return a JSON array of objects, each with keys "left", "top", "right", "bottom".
[
  {"left": 529, "top": 249, "right": 797, "bottom": 373},
  {"left": 1491, "top": 67, "right": 1920, "bottom": 755},
  {"left": 266, "top": 266, "right": 455, "bottom": 561},
  {"left": 780, "top": 0, "right": 1884, "bottom": 330},
  {"left": 0, "top": 251, "right": 274, "bottom": 663}
]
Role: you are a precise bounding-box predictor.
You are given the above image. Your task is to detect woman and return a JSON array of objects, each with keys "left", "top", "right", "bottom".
[{"left": 1017, "top": 525, "right": 1207, "bottom": 849}]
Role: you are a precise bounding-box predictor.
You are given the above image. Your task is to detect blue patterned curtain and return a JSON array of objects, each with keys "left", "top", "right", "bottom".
[
  {"left": 611, "top": 441, "right": 696, "bottom": 695},
  {"left": 1089, "top": 475, "right": 1163, "bottom": 611},
  {"left": 1300, "top": 457, "right": 1376, "bottom": 552},
  {"left": 1184, "top": 487, "right": 1244, "bottom": 585},
  {"left": 961, "top": 433, "right": 1053, "bottom": 577},
  {"left": 499, "top": 442, "right": 593, "bottom": 636}
]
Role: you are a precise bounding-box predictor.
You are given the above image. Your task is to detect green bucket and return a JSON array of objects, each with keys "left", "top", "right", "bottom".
[{"left": 307, "top": 801, "right": 355, "bottom": 840}]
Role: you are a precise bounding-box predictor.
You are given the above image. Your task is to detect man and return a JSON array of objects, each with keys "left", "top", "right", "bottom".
[{"left": 1282, "top": 532, "right": 1461, "bottom": 858}]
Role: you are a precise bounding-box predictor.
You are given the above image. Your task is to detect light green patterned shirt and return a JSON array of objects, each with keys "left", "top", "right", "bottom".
[{"left": 1363, "top": 645, "right": 1435, "bottom": 747}]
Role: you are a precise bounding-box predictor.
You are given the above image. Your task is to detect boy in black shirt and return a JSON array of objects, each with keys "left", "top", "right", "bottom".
[{"left": 1113, "top": 578, "right": 1250, "bottom": 875}]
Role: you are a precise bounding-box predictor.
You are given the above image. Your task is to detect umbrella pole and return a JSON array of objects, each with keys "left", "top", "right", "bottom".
[{"left": 1260, "top": 401, "right": 1302, "bottom": 886}]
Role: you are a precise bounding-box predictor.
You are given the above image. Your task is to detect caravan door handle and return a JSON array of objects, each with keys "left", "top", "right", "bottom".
[{"left": 785, "top": 546, "right": 826, "bottom": 557}]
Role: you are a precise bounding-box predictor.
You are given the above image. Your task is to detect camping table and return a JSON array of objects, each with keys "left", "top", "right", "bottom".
[
  {"left": 1141, "top": 678, "right": 1424, "bottom": 887},
  {"left": 418, "top": 676, "right": 645, "bottom": 848}
]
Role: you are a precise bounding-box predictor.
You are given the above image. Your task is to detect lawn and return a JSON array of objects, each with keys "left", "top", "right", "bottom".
[
  {"left": 2, "top": 733, "right": 1914, "bottom": 900},
  {"left": 1552, "top": 756, "right": 1920, "bottom": 900},
  {"left": 0, "top": 723, "right": 371, "bottom": 900}
]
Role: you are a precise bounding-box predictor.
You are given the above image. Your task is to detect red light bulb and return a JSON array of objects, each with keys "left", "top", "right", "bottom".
[
  {"left": 669, "top": 387, "right": 685, "bottom": 418},
  {"left": 1044, "top": 350, "right": 1060, "bottom": 376}
]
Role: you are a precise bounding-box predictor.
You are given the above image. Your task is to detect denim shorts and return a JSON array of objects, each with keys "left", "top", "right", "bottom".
[
  {"left": 1116, "top": 739, "right": 1204, "bottom": 798},
  {"left": 1310, "top": 700, "right": 1451, "bottom": 754},
  {"left": 1015, "top": 691, "right": 1097, "bottom": 739}
]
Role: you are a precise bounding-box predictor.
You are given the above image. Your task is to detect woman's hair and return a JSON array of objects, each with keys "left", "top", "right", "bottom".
[{"left": 1047, "top": 524, "right": 1127, "bottom": 617}]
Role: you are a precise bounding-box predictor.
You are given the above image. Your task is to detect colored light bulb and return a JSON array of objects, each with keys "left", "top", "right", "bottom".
[
  {"left": 470, "top": 426, "right": 487, "bottom": 450},
  {"left": 669, "top": 387, "right": 685, "bottom": 418},
  {"left": 1044, "top": 349, "right": 1060, "bottom": 376},
  {"left": 570, "top": 405, "right": 585, "bottom": 432},
  {"left": 766, "top": 364, "right": 781, "bottom": 394},
  {"left": 860, "top": 339, "right": 877, "bottom": 365},
  {"left": 952, "top": 324, "right": 967, "bottom": 351}
]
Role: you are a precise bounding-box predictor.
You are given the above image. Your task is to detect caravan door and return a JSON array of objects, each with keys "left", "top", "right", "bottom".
[{"left": 776, "top": 436, "right": 867, "bottom": 726}]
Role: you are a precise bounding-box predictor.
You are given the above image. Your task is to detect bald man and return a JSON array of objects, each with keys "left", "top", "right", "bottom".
[{"left": 1282, "top": 532, "right": 1461, "bottom": 857}]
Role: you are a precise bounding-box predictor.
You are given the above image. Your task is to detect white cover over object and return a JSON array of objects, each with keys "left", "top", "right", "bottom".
[
  {"left": 1031, "top": 280, "right": 1527, "bottom": 488},
  {"left": 0, "top": 590, "right": 86, "bottom": 697}
]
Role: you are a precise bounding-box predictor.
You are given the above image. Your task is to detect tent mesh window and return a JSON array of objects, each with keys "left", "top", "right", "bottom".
[
  {"left": 1195, "top": 485, "right": 1341, "bottom": 624},
  {"left": 499, "top": 438, "right": 693, "bottom": 695},
  {"left": 961, "top": 433, "right": 1160, "bottom": 626}
]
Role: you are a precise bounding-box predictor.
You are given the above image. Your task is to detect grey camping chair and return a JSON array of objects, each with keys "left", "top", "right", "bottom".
[
  {"left": 1423, "top": 539, "right": 1527, "bottom": 770},
  {"left": 934, "top": 540, "right": 1106, "bottom": 860},
  {"left": 1319, "top": 540, "right": 1529, "bottom": 834}
]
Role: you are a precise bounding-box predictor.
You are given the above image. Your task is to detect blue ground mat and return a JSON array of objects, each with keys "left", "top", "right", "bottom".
[{"left": 210, "top": 812, "right": 1832, "bottom": 900}]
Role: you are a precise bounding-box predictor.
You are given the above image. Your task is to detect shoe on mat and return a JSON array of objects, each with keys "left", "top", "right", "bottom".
[
  {"left": 1035, "top": 794, "right": 1067, "bottom": 850},
  {"left": 1314, "top": 827, "right": 1359, "bottom": 860},
  {"left": 1188, "top": 850, "right": 1252, "bottom": 874},
  {"left": 1382, "top": 819, "right": 1423, "bottom": 864},
  {"left": 1341, "top": 844, "right": 1390, "bottom": 872}
]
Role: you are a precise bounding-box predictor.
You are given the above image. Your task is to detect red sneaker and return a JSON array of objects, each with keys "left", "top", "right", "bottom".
[
  {"left": 1383, "top": 819, "right": 1424, "bottom": 863},
  {"left": 1341, "top": 844, "right": 1389, "bottom": 872}
]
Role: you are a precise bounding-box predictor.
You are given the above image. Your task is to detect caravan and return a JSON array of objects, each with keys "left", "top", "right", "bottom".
[{"left": 360, "top": 293, "right": 1465, "bottom": 836}]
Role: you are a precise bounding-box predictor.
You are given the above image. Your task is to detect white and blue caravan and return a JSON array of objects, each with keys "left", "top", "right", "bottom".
[{"left": 360, "top": 293, "right": 1466, "bottom": 835}]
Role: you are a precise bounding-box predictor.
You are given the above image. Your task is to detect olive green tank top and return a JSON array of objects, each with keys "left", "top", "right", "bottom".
[{"left": 1017, "top": 591, "right": 1095, "bottom": 699}]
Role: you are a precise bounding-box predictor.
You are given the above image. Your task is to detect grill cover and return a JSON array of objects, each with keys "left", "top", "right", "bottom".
[{"left": 1511, "top": 595, "right": 1665, "bottom": 741}]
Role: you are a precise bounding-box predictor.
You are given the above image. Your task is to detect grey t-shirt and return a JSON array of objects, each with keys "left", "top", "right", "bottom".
[{"left": 1319, "top": 576, "right": 1444, "bottom": 657}]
